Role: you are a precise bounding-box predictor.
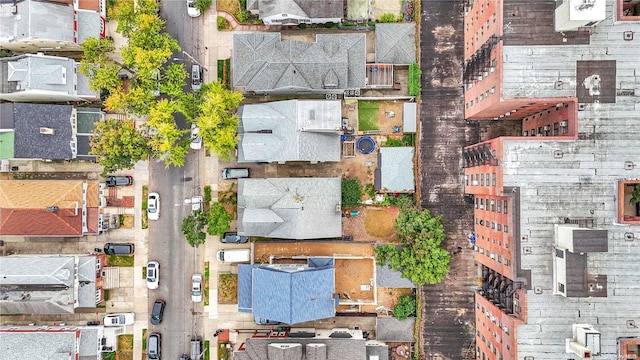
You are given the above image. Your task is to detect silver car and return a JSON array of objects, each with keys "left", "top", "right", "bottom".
[
  {"left": 146, "top": 261, "right": 160, "bottom": 290},
  {"left": 191, "top": 274, "right": 202, "bottom": 303}
]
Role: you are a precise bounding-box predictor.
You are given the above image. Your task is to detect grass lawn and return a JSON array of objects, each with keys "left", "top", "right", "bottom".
[
  {"left": 218, "top": 274, "right": 238, "bottom": 303},
  {"left": 142, "top": 329, "right": 147, "bottom": 350},
  {"left": 107, "top": 255, "right": 134, "bottom": 267},
  {"left": 204, "top": 262, "right": 210, "bottom": 306},
  {"left": 217, "top": 0, "right": 242, "bottom": 18},
  {"left": 358, "top": 101, "right": 380, "bottom": 131},
  {"left": 204, "top": 340, "right": 211, "bottom": 360},
  {"left": 142, "top": 185, "right": 149, "bottom": 229},
  {"left": 364, "top": 209, "right": 396, "bottom": 237},
  {"left": 217, "top": 342, "right": 227, "bottom": 360},
  {"left": 117, "top": 334, "right": 133, "bottom": 360}
]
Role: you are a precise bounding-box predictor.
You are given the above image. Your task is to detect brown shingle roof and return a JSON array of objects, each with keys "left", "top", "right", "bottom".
[{"left": 0, "top": 180, "right": 101, "bottom": 236}]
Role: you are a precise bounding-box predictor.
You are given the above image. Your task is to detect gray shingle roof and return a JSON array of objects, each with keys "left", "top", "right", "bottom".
[
  {"left": 12, "top": 103, "right": 75, "bottom": 160},
  {"left": 375, "top": 317, "right": 416, "bottom": 342},
  {"left": 376, "top": 265, "right": 416, "bottom": 288},
  {"left": 375, "top": 23, "right": 416, "bottom": 65},
  {"left": 77, "top": 256, "right": 98, "bottom": 308},
  {"left": 0, "top": 327, "right": 101, "bottom": 360},
  {"left": 238, "top": 177, "right": 342, "bottom": 239},
  {"left": 76, "top": 10, "right": 103, "bottom": 45},
  {"left": 0, "top": 0, "right": 75, "bottom": 44},
  {"left": 235, "top": 337, "right": 367, "bottom": 359},
  {"left": 238, "top": 100, "right": 341, "bottom": 163},
  {"left": 233, "top": 33, "right": 366, "bottom": 93},
  {"left": 0, "top": 256, "right": 77, "bottom": 314},
  {"left": 258, "top": 0, "right": 343, "bottom": 20},
  {"left": 375, "top": 147, "right": 415, "bottom": 193},
  {"left": 242, "top": 264, "right": 336, "bottom": 324}
]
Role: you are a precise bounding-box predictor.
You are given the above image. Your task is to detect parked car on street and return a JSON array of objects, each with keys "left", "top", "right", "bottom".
[
  {"left": 147, "top": 192, "right": 160, "bottom": 221},
  {"left": 104, "top": 243, "right": 135, "bottom": 255},
  {"left": 186, "top": 0, "right": 200, "bottom": 17},
  {"left": 150, "top": 299, "right": 166, "bottom": 325},
  {"left": 146, "top": 261, "right": 160, "bottom": 290},
  {"left": 191, "top": 64, "right": 202, "bottom": 91},
  {"left": 106, "top": 175, "right": 133, "bottom": 187},
  {"left": 190, "top": 124, "right": 202, "bottom": 150},
  {"left": 221, "top": 168, "right": 250, "bottom": 180},
  {"left": 221, "top": 232, "right": 249, "bottom": 244},
  {"left": 103, "top": 312, "right": 135, "bottom": 326},
  {"left": 148, "top": 332, "right": 161, "bottom": 359},
  {"left": 191, "top": 274, "right": 202, "bottom": 303}
]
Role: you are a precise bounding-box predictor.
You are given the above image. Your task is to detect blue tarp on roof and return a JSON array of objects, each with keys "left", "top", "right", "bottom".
[
  {"left": 238, "top": 264, "right": 257, "bottom": 313},
  {"left": 250, "top": 265, "right": 336, "bottom": 324}
]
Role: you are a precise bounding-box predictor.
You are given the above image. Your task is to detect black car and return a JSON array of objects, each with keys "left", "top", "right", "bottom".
[
  {"left": 150, "top": 299, "right": 165, "bottom": 325},
  {"left": 104, "top": 243, "right": 135, "bottom": 255},
  {"left": 106, "top": 175, "right": 133, "bottom": 187},
  {"left": 221, "top": 232, "right": 249, "bottom": 244}
]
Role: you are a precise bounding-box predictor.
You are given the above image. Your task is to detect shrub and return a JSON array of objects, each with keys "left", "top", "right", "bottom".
[
  {"left": 393, "top": 295, "right": 416, "bottom": 320},
  {"left": 298, "top": 23, "right": 307, "bottom": 29},
  {"left": 195, "top": 0, "right": 212, "bottom": 12},
  {"left": 364, "top": 184, "right": 376, "bottom": 199},
  {"left": 204, "top": 185, "right": 212, "bottom": 202},
  {"left": 342, "top": 178, "right": 363, "bottom": 209},
  {"left": 378, "top": 13, "right": 396, "bottom": 23},
  {"left": 237, "top": 10, "right": 250, "bottom": 23},
  {"left": 217, "top": 16, "right": 229, "bottom": 30}
]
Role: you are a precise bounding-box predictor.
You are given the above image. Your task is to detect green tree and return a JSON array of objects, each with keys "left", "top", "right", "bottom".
[
  {"left": 182, "top": 211, "right": 208, "bottom": 247},
  {"left": 341, "top": 178, "right": 363, "bottom": 209},
  {"left": 375, "top": 207, "right": 450, "bottom": 285},
  {"left": 195, "top": 0, "right": 212, "bottom": 12},
  {"left": 90, "top": 118, "right": 150, "bottom": 174},
  {"left": 206, "top": 202, "right": 233, "bottom": 237},
  {"left": 393, "top": 295, "right": 416, "bottom": 321},
  {"left": 147, "top": 99, "right": 190, "bottom": 167},
  {"left": 195, "top": 82, "right": 243, "bottom": 160}
]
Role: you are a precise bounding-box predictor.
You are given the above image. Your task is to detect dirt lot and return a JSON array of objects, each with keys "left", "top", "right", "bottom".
[
  {"left": 253, "top": 242, "right": 375, "bottom": 263},
  {"left": 335, "top": 258, "right": 375, "bottom": 301},
  {"left": 343, "top": 206, "right": 400, "bottom": 243}
]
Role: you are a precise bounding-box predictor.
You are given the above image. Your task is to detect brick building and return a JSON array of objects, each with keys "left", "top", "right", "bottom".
[{"left": 463, "top": 0, "right": 640, "bottom": 359}]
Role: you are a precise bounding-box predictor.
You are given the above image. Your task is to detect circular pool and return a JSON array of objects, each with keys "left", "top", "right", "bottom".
[{"left": 357, "top": 136, "right": 376, "bottom": 155}]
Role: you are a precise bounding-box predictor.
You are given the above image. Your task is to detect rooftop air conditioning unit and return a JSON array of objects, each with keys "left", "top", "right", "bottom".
[{"left": 559, "top": 121, "right": 568, "bottom": 127}]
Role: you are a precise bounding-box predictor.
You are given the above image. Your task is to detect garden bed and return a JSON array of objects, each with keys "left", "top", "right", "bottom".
[{"left": 218, "top": 274, "right": 238, "bottom": 303}]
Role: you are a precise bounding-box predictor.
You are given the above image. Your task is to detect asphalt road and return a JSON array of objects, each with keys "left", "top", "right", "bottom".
[{"left": 147, "top": 0, "right": 203, "bottom": 358}]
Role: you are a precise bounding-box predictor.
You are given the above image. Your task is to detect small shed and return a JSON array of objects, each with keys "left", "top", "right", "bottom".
[
  {"left": 403, "top": 103, "right": 417, "bottom": 133},
  {"left": 374, "top": 147, "right": 415, "bottom": 193}
]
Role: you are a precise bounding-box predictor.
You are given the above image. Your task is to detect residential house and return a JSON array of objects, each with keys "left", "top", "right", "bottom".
[
  {"left": 234, "top": 328, "right": 388, "bottom": 360},
  {"left": 0, "top": 0, "right": 106, "bottom": 52},
  {"left": 463, "top": 0, "right": 640, "bottom": 358},
  {"left": 0, "top": 325, "right": 104, "bottom": 360},
  {"left": 238, "top": 261, "right": 337, "bottom": 324},
  {"left": 237, "top": 177, "right": 342, "bottom": 239},
  {"left": 374, "top": 147, "right": 415, "bottom": 193},
  {"left": 0, "top": 103, "right": 101, "bottom": 161},
  {"left": 237, "top": 100, "right": 342, "bottom": 164},
  {"left": 0, "top": 254, "right": 105, "bottom": 314},
  {"left": 0, "top": 54, "right": 99, "bottom": 103},
  {"left": 233, "top": 33, "right": 366, "bottom": 94},
  {"left": 246, "top": 0, "right": 343, "bottom": 25},
  {"left": 0, "top": 179, "right": 108, "bottom": 237}
]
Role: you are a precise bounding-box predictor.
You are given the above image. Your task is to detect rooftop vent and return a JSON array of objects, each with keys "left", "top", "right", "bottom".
[
  {"left": 46, "top": 206, "right": 59, "bottom": 212},
  {"left": 40, "top": 127, "right": 55, "bottom": 135}
]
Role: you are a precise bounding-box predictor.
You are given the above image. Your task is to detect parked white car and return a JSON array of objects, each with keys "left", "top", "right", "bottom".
[
  {"left": 191, "top": 274, "right": 202, "bottom": 303},
  {"left": 190, "top": 124, "right": 202, "bottom": 150},
  {"left": 147, "top": 192, "right": 160, "bottom": 221},
  {"left": 103, "top": 312, "right": 135, "bottom": 327},
  {"left": 147, "top": 261, "right": 160, "bottom": 290},
  {"left": 186, "top": 0, "right": 200, "bottom": 17}
]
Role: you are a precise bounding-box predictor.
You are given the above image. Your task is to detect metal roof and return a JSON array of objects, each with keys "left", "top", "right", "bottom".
[{"left": 375, "top": 147, "right": 415, "bottom": 193}]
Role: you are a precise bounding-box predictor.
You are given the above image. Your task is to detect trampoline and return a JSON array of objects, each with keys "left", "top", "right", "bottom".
[{"left": 357, "top": 136, "right": 375, "bottom": 154}]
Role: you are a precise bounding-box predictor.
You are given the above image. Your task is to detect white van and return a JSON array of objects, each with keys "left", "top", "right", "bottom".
[{"left": 216, "top": 249, "right": 250, "bottom": 263}]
